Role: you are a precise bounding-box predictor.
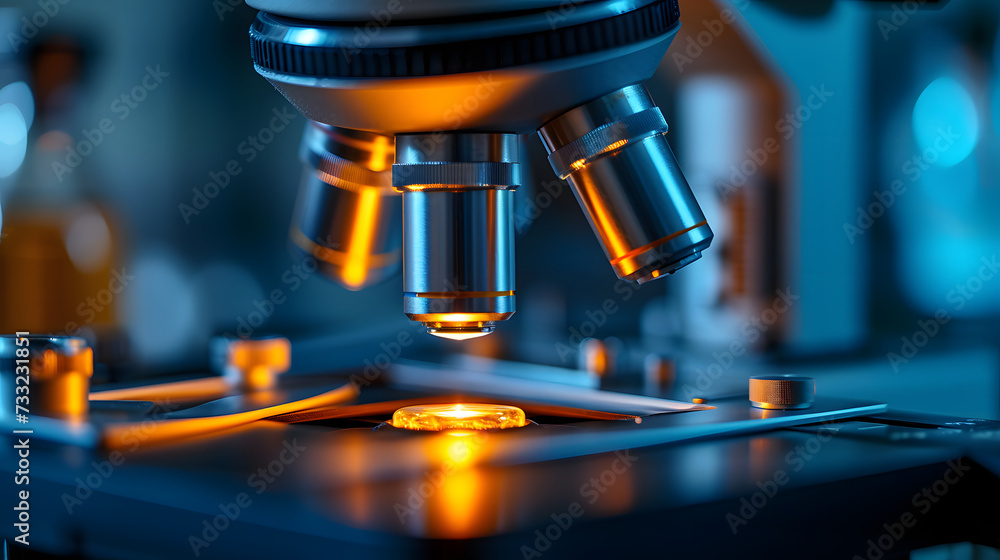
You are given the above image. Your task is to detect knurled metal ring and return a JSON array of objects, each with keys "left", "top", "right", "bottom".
[
  {"left": 749, "top": 375, "right": 815, "bottom": 410},
  {"left": 307, "top": 151, "right": 394, "bottom": 191},
  {"left": 547, "top": 107, "right": 668, "bottom": 179},
  {"left": 392, "top": 161, "right": 520, "bottom": 190},
  {"left": 249, "top": 0, "right": 680, "bottom": 79}
]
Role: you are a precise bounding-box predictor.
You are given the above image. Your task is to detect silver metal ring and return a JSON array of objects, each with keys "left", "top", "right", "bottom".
[
  {"left": 392, "top": 162, "right": 520, "bottom": 189},
  {"left": 547, "top": 107, "right": 668, "bottom": 179},
  {"left": 249, "top": 0, "right": 660, "bottom": 42}
]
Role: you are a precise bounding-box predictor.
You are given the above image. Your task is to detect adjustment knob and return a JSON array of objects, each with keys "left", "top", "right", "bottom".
[
  {"left": 215, "top": 336, "right": 291, "bottom": 391},
  {"left": 1, "top": 335, "right": 93, "bottom": 420},
  {"left": 749, "top": 375, "right": 814, "bottom": 410}
]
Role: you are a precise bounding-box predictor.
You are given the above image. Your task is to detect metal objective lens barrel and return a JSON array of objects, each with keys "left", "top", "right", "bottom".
[
  {"left": 289, "top": 122, "right": 402, "bottom": 290},
  {"left": 393, "top": 133, "right": 518, "bottom": 340},
  {"left": 538, "top": 85, "right": 713, "bottom": 284}
]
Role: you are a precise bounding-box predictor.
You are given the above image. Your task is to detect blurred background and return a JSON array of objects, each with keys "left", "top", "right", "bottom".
[{"left": 0, "top": 0, "right": 997, "bottom": 417}]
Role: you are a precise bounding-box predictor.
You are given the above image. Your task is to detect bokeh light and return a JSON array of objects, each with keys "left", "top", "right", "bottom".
[
  {"left": 123, "top": 250, "right": 201, "bottom": 365},
  {"left": 912, "top": 77, "right": 978, "bottom": 168},
  {"left": 0, "top": 81, "right": 34, "bottom": 130},
  {"left": 64, "top": 208, "right": 113, "bottom": 273},
  {"left": 900, "top": 233, "right": 1000, "bottom": 318},
  {"left": 0, "top": 103, "right": 28, "bottom": 178}
]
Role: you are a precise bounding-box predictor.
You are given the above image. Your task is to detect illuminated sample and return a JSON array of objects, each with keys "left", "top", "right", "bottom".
[{"left": 391, "top": 403, "right": 527, "bottom": 431}]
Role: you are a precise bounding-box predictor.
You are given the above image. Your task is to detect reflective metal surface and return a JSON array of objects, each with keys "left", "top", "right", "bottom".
[
  {"left": 750, "top": 375, "right": 816, "bottom": 410},
  {"left": 254, "top": 37, "right": 675, "bottom": 134},
  {"left": 218, "top": 335, "right": 291, "bottom": 392},
  {"left": 247, "top": 0, "right": 646, "bottom": 22},
  {"left": 0, "top": 335, "right": 92, "bottom": 421},
  {"left": 249, "top": 4, "right": 680, "bottom": 133},
  {"left": 538, "top": 85, "right": 713, "bottom": 283},
  {"left": 249, "top": 0, "right": 706, "bottom": 338},
  {"left": 250, "top": 1, "right": 662, "bottom": 47},
  {"left": 290, "top": 122, "right": 402, "bottom": 290},
  {"left": 394, "top": 134, "right": 518, "bottom": 339}
]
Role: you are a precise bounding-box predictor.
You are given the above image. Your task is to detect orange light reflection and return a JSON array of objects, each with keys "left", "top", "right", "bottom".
[
  {"left": 368, "top": 135, "right": 390, "bottom": 172},
  {"left": 99, "top": 383, "right": 358, "bottom": 449},
  {"left": 91, "top": 377, "right": 230, "bottom": 404},
  {"left": 424, "top": 430, "right": 495, "bottom": 538},
  {"left": 341, "top": 187, "right": 381, "bottom": 289},
  {"left": 578, "top": 174, "right": 630, "bottom": 259}
]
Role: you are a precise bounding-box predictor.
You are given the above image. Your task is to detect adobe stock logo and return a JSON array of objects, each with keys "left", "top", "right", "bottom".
[
  {"left": 5, "top": 0, "right": 71, "bottom": 53},
  {"left": 52, "top": 65, "right": 170, "bottom": 182},
  {"left": 887, "top": 255, "right": 999, "bottom": 372},
  {"left": 877, "top": 0, "right": 933, "bottom": 41},
  {"left": 843, "top": 126, "right": 959, "bottom": 244},
  {"left": 853, "top": 459, "right": 971, "bottom": 560},
  {"left": 519, "top": 450, "right": 638, "bottom": 559},
  {"left": 671, "top": 0, "right": 750, "bottom": 73}
]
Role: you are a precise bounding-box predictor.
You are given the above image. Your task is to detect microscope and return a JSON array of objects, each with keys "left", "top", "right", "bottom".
[
  {"left": 8, "top": 2, "right": 1000, "bottom": 559},
  {"left": 250, "top": 0, "right": 714, "bottom": 339}
]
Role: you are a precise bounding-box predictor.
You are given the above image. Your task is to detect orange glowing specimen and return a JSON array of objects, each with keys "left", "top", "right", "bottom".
[{"left": 391, "top": 403, "right": 527, "bottom": 431}]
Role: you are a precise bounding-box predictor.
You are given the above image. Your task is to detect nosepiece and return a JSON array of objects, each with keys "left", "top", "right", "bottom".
[
  {"left": 393, "top": 133, "right": 518, "bottom": 338},
  {"left": 538, "top": 85, "right": 713, "bottom": 283},
  {"left": 250, "top": 0, "right": 710, "bottom": 337}
]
